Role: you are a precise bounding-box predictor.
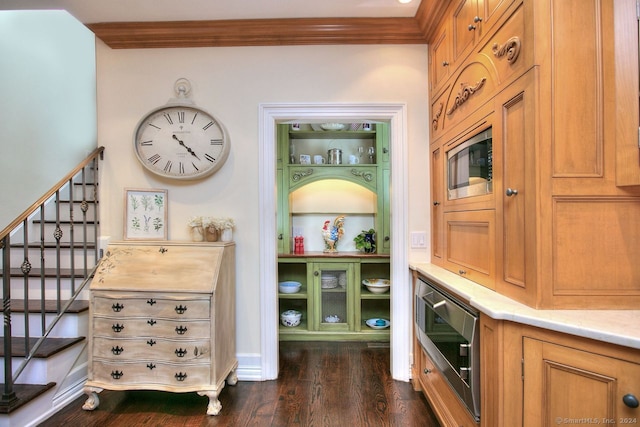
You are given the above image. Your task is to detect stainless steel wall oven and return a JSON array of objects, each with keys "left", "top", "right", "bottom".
[{"left": 415, "top": 277, "right": 480, "bottom": 422}]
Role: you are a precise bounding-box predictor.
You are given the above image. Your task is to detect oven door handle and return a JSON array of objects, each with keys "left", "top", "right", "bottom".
[{"left": 432, "top": 300, "right": 446, "bottom": 309}]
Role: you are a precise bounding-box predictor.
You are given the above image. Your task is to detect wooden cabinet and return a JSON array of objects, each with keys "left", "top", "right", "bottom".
[
  {"left": 82, "top": 241, "right": 237, "bottom": 416},
  {"left": 443, "top": 210, "right": 495, "bottom": 289},
  {"left": 428, "top": 0, "right": 640, "bottom": 309},
  {"left": 523, "top": 338, "right": 640, "bottom": 426},
  {"left": 278, "top": 254, "right": 390, "bottom": 341},
  {"left": 492, "top": 322, "right": 640, "bottom": 427},
  {"left": 413, "top": 339, "right": 479, "bottom": 427},
  {"left": 431, "top": 145, "right": 444, "bottom": 262}
]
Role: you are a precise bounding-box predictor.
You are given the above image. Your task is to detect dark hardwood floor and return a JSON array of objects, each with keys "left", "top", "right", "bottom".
[{"left": 40, "top": 341, "right": 441, "bottom": 426}]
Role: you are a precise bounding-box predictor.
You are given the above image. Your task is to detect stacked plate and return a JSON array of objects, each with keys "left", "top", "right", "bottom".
[{"left": 321, "top": 274, "right": 338, "bottom": 289}]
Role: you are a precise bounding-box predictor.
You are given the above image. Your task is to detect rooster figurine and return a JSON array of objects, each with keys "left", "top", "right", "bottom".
[{"left": 322, "top": 215, "right": 345, "bottom": 253}]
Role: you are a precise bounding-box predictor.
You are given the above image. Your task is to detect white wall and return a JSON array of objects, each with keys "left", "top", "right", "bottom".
[
  {"left": 96, "top": 41, "right": 431, "bottom": 363},
  {"left": 0, "top": 10, "right": 96, "bottom": 229}
]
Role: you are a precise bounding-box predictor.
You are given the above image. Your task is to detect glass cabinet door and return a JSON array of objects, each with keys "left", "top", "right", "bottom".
[{"left": 312, "top": 262, "right": 354, "bottom": 331}]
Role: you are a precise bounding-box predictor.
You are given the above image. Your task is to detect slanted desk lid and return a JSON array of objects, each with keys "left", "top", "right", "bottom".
[{"left": 91, "top": 241, "right": 232, "bottom": 293}]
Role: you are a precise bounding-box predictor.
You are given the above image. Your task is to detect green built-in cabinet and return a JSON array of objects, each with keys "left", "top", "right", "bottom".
[
  {"left": 278, "top": 253, "right": 390, "bottom": 341},
  {"left": 277, "top": 123, "right": 391, "bottom": 341},
  {"left": 277, "top": 123, "right": 390, "bottom": 255}
]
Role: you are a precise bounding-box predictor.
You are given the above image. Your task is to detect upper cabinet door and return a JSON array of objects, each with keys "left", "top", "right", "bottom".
[
  {"left": 614, "top": 0, "right": 640, "bottom": 186},
  {"left": 429, "top": 20, "right": 452, "bottom": 97},
  {"left": 452, "top": 0, "right": 480, "bottom": 64}
]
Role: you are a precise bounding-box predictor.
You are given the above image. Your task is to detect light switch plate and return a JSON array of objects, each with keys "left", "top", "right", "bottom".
[{"left": 411, "top": 231, "right": 427, "bottom": 248}]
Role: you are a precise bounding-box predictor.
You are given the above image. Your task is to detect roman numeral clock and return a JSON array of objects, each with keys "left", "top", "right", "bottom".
[{"left": 134, "top": 79, "right": 230, "bottom": 180}]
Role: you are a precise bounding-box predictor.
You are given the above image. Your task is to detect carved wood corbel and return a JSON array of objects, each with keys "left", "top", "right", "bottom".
[
  {"left": 432, "top": 102, "right": 443, "bottom": 131},
  {"left": 492, "top": 36, "right": 521, "bottom": 63},
  {"left": 446, "top": 78, "right": 487, "bottom": 116}
]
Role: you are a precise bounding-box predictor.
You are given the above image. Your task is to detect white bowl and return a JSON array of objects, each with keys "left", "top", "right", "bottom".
[
  {"left": 362, "top": 279, "right": 391, "bottom": 294},
  {"left": 320, "top": 123, "right": 346, "bottom": 131},
  {"left": 279, "top": 281, "right": 302, "bottom": 294},
  {"left": 366, "top": 318, "right": 390, "bottom": 329},
  {"left": 280, "top": 310, "right": 302, "bottom": 327}
]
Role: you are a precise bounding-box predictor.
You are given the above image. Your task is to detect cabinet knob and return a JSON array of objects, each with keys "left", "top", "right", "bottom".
[
  {"left": 424, "top": 368, "right": 431, "bottom": 374},
  {"left": 506, "top": 188, "right": 519, "bottom": 197},
  {"left": 459, "top": 269, "right": 467, "bottom": 275},
  {"left": 278, "top": 233, "right": 283, "bottom": 240},
  {"left": 468, "top": 24, "right": 476, "bottom": 31},
  {"left": 385, "top": 236, "right": 390, "bottom": 242},
  {"left": 442, "top": 61, "right": 449, "bottom": 67},
  {"left": 314, "top": 271, "right": 320, "bottom": 276},
  {"left": 473, "top": 16, "right": 483, "bottom": 23},
  {"left": 433, "top": 201, "right": 440, "bottom": 206},
  {"left": 623, "top": 394, "right": 639, "bottom": 408}
]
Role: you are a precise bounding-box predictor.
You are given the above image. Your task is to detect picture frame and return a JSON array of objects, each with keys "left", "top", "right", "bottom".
[{"left": 123, "top": 188, "right": 168, "bottom": 240}]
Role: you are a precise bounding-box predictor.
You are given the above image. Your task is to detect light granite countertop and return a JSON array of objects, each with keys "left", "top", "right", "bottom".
[{"left": 410, "top": 262, "right": 640, "bottom": 350}]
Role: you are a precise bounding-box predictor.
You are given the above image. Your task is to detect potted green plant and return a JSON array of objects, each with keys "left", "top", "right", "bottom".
[{"left": 354, "top": 229, "right": 376, "bottom": 253}]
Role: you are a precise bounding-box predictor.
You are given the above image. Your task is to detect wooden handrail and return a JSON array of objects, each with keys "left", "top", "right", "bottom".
[{"left": 0, "top": 146, "right": 104, "bottom": 241}]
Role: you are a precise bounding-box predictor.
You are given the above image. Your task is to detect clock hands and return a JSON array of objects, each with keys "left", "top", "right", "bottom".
[{"left": 172, "top": 134, "right": 201, "bottom": 160}]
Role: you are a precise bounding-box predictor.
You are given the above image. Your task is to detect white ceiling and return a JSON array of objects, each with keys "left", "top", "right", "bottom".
[{"left": 0, "top": 0, "right": 420, "bottom": 23}]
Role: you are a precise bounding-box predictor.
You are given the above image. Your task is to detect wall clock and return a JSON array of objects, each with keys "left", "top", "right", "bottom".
[{"left": 133, "top": 79, "right": 230, "bottom": 180}]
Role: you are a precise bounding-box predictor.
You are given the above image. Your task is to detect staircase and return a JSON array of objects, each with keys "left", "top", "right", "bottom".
[{"left": 0, "top": 147, "right": 104, "bottom": 427}]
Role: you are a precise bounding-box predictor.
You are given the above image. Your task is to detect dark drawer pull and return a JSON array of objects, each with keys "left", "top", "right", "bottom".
[
  {"left": 111, "top": 370, "right": 123, "bottom": 380},
  {"left": 146, "top": 299, "right": 157, "bottom": 306},
  {"left": 175, "top": 305, "right": 188, "bottom": 314},
  {"left": 112, "top": 303, "right": 124, "bottom": 312},
  {"left": 112, "top": 324, "right": 124, "bottom": 333},
  {"left": 147, "top": 339, "right": 156, "bottom": 346},
  {"left": 147, "top": 319, "right": 157, "bottom": 326},
  {"left": 175, "top": 348, "right": 188, "bottom": 358},
  {"left": 111, "top": 346, "right": 123, "bottom": 355},
  {"left": 175, "top": 326, "right": 188, "bottom": 335},
  {"left": 146, "top": 363, "right": 156, "bottom": 370},
  {"left": 174, "top": 372, "right": 188, "bottom": 382}
]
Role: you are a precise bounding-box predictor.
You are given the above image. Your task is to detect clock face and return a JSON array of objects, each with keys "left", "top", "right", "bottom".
[{"left": 134, "top": 105, "right": 229, "bottom": 180}]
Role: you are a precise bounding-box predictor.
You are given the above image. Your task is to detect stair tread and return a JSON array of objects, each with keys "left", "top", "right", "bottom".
[
  {"left": 0, "top": 267, "right": 95, "bottom": 278},
  {"left": 32, "top": 220, "right": 99, "bottom": 224},
  {"left": 0, "top": 382, "right": 56, "bottom": 414},
  {"left": 9, "top": 242, "right": 97, "bottom": 249},
  {"left": 0, "top": 337, "right": 85, "bottom": 358},
  {"left": 5, "top": 299, "right": 89, "bottom": 314}
]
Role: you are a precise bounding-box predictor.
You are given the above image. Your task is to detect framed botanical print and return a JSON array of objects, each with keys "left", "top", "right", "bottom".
[{"left": 123, "top": 188, "right": 168, "bottom": 240}]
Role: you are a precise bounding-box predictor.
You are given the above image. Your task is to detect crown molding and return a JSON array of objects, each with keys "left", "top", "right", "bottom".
[{"left": 88, "top": 17, "right": 429, "bottom": 49}]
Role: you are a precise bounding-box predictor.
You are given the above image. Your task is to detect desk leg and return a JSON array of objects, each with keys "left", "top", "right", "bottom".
[
  {"left": 82, "top": 386, "right": 103, "bottom": 411},
  {"left": 198, "top": 386, "right": 224, "bottom": 415}
]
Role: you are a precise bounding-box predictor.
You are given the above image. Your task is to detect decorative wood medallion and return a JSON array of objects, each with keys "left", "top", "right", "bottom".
[
  {"left": 446, "top": 78, "right": 487, "bottom": 116},
  {"left": 492, "top": 36, "right": 521, "bottom": 63}
]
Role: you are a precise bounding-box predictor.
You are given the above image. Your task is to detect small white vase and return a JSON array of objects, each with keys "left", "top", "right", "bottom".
[
  {"left": 220, "top": 228, "right": 233, "bottom": 242},
  {"left": 190, "top": 226, "right": 204, "bottom": 242}
]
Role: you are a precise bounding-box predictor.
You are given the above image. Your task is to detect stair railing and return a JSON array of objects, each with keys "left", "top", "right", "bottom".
[{"left": 0, "top": 146, "right": 104, "bottom": 411}]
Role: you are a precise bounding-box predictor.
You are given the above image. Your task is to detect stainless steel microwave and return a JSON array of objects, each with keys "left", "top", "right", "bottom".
[{"left": 447, "top": 128, "right": 493, "bottom": 200}]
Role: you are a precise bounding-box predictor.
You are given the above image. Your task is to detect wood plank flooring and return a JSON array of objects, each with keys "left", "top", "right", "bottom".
[{"left": 39, "top": 341, "right": 441, "bottom": 427}]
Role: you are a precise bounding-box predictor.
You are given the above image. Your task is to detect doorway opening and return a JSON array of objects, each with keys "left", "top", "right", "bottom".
[{"left": 258, "top": 103, "right": 411, "bottom": 381}]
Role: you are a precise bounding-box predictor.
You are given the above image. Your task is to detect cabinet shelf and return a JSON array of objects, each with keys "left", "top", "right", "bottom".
[
  {"left": 278, "top": 292, "right": 307, "bottom": 299},
  {"left": 289, "top": 131, "right": 376, "bottom": 140},
  {"left": 360, "top": 290, "right": 390, "bottom": 299}
]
